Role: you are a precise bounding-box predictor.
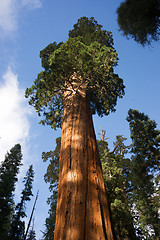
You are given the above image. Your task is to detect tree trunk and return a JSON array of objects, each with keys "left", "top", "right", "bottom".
[{"left": 54, "top": 81, "right": 114, "bottom": 240}]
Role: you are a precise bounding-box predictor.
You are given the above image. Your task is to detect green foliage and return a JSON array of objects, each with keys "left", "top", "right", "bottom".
[
  {"left": 0, "top": 144, "right": 22, "bottom": 240},
  {"left": 127, "top": 109, "right": 160, "bottom": 170},
  {"left": 98, "top": 136, "right": 138, "bottom": 240},
  {"left": 10, "top": 165, "right": 35, "bottom": 240},
  {"left": 42, "top": 137, "right": 60, "bottom": 240},
  {"left": 40, "top": 42, "right": 64, "bottom": 71},
  {"left": 42, "top": 192, "right": 57, "bottom": 240},
  {"left": 117, "top": 0, "right": 160, "bottom": 45},
  {"left": 68, "top": 16, "right": 114, "bottom": 47},
  {"left": 21, "top": 165, "right": 34, "bottom": 202},
  {"left": 0, "top": 147, "right": 36, "bottom": 240},
  {"left": 127, "top": 109, "right": 160, "bottom": 239},
  {"left": 25, "top": 17, "right": 124, "bottom": 129}
]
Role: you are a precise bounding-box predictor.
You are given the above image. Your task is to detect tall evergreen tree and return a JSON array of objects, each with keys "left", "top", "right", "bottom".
[
  {"left": 26, "top": 16, "right": 124, "bottom": 239},
  {"left": 42, "top": 137, "right": 60, "bottom": 240},
  {"left": 127, "top": 109, "right": 160, "bottom": 239},
  {"left": 98, "top": 136, "right": 138, "bottom": 240},
  {"left": 10, "top": 165, "right": 34, "bottom": 240},
  {"left": 0, "top": 144, "right": 22, "bottom": 240},
  {"left": 117, "top": 0, "right": 160, "bottom": 46}
]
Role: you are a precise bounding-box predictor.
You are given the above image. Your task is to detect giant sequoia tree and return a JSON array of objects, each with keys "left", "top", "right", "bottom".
[{"left": 26, "top": 17, "right": 124, "bottom": 240}]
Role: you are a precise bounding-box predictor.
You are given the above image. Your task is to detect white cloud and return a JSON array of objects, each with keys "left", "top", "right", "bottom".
[
  {"left": 0, "top": 0, "right": 42, "bottom": 37},
  {"left": 0, "top": 67, "right": 31, "bottom": 162},
  {"left": 21, "top": 0, "right": 42, "bottom": 9},
  {"left": 0, "top": 0, "right": 18, "bottom": 34}
]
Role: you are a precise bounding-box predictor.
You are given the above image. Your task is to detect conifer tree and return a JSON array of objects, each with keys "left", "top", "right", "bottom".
[
  {"left": 127, "top": 109, "right": 160, "bottom": 239},
  {"left": 98, "top": 136, "right": 138, "bottom": 240},
  {"left": 10, "top": 165, "right": 34, "bottom": 240},
  {"left": 42, "top": 137, "right": 60, "bottom": 240},
  {"left": 26, "top": 16, "right": 125, "bottom": 239},
  {"left": 117, "top": 0, "right": 160, "bottom": 46},
  {"left": 0, "top": 144, "right": 22, "bottom": 240}
]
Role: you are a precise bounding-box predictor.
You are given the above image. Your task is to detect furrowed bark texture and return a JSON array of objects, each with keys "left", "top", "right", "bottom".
[{"left": 54, "top": 82, "right": 114, "bottom": 240}]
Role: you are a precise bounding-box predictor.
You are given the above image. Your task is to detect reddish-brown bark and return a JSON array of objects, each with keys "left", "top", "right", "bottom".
[{"left": 54, "top": 82, "right": 114, "bottom": 240}]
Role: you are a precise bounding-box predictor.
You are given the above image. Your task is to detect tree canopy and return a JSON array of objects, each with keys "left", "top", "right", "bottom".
[
  {"left": 25, "top": 17, "right": 124, "bottom": 129},
  {"left": 117, "top": 0, "right": 160, "bottom": 45},
  {"left": 127, "top": 109, "right": 160, "bottom": 170}
]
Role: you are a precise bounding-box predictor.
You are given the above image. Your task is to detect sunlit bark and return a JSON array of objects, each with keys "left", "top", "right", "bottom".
[{"left": 53, "top": 79, "right": 114, "bottom": 240}]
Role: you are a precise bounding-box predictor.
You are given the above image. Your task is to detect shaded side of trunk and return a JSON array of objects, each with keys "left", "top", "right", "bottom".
[{"left": 54, "top": 83, "right": 114, "bottom": 240}]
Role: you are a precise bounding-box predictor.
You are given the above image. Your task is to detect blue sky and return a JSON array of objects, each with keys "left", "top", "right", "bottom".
[{"left": 0, "top": 0, "right": 160, "bottom": 239}]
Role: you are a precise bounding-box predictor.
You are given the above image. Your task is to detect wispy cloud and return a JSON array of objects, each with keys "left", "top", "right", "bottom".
[
  {"left": 0, "top": 0, "right": 18, "bottom": 34},
  {"left": 0, "top": 67, "right": 31, "bottom": 162},
  {"left": 21, "top": 0, "right": 42, "bottom": 9},
  {"left": 0, "top": 0, "right": 42, "bottom": 37}
]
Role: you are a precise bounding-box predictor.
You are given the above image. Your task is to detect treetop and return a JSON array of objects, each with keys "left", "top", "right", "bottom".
[
  {"left": 68, "top": 16, "right": 114, "bottom": 47},
  {"left": 26, "top": 17, "right": 125, "bottom": 129}
]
